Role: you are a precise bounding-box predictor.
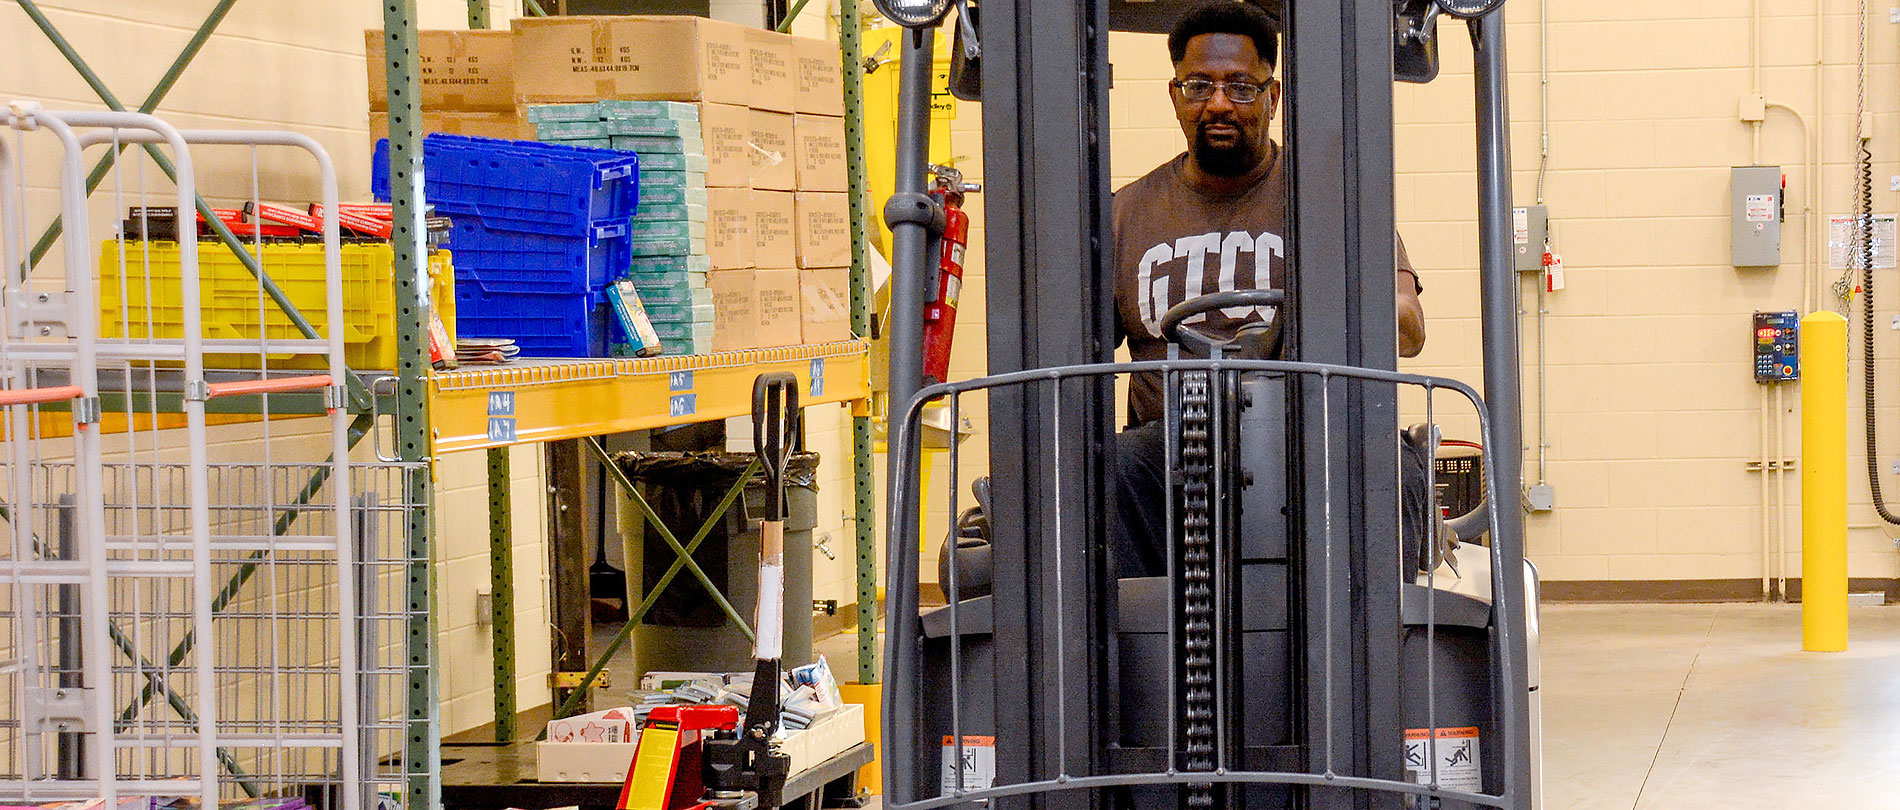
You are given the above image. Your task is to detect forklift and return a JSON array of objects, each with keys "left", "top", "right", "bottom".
[{"left": 874, "top": 1, "right": 1537, "bottom": 809}]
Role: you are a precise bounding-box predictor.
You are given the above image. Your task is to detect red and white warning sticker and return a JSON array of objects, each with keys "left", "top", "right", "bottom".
[
  {"left": 1404, "top": 726, "right": 1482, "bottom": 793},
  {"left": 940, "top": 735, "right": 996, "bottom": 795}
]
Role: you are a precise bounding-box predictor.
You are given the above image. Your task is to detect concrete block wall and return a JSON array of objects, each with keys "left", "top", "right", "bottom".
[
  {"left": 1388, "top": 2, "right": 1900, "bottom": 588},
  {"left": 932, "top": 5, "right": 1900, "bottom": 593}
]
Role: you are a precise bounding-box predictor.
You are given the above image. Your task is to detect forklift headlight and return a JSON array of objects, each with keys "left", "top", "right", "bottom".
[
  {"left": 1432, "top": 0, "right": 1506, "bottom": 18},
  {"left": 872, "top": 0, "right": 953, "bottom": 28}
]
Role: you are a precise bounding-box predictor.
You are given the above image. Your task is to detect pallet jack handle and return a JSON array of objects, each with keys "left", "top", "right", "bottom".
[
  {"left": 753, "top": 372, "right": 801, "bottom": 535},
  {"left": 750, "top": 372, "right": 800, "bottom": 694},
  {"left": 710, "top": 372, "right": 800, "bottom": 809}
]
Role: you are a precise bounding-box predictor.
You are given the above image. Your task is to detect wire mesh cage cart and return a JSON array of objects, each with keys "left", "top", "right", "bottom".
[{"left": 0, "top": 106, "right": 420, "bottom": 808}]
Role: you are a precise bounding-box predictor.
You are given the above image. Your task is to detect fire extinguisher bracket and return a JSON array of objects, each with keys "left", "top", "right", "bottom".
[{"left": 882, "top": 190, "right": 947, "bottom": 232}]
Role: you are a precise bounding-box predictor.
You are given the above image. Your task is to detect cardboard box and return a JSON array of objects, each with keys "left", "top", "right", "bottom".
[
  {"left": 800, "top": 267, "right": 852, "bottom": 344},
  {"left": 794, "top": 192, "right": 851, "bottom": 269},
  {"left": 745, "top": 28, "right": 797, "bottom": 113},
  {"left": 367, "top": 30, "right": 514, "bottom": 112},
  {"left": 700, "top": 103, "right": 752, "bottom": 188},
  {"left": 753, "top": 191, "right": 797, "bottom": 269},
  {"left": 755, "top": 268, "right": 802, "bottom": 348},
  {"left": 791, "top": 36, "right": 846, "bottom": 117},
  {"left": 511, "top": 16, "right": 749, "bottom": 106},
  {"left": 706, "top": 187, "right": 756, "bottom": 270},
  {"left": 370, "top": 110, "right": 531, "bottom": 141},
  {"left": 533, "top": 703, "right": 865, "bottom": 784},
  {"left": 709, "top": 269, "right": 759, "bottom": 353},
  {"left": 544, "top": 706, "right": 637, "bottom": 743},
  {"left": 534, "top": 741, "right": 638, "bottom": 783},
  {"left": 792, "top": 115, "right": 849, "bottom": 194},
  {"left": 748, "top": 110, "right": 797, "bottom": 191}
]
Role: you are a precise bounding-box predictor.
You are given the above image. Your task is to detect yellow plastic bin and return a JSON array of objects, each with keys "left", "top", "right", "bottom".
[{"left": 97, "top": 241, "right": 455, "bottom": 370}]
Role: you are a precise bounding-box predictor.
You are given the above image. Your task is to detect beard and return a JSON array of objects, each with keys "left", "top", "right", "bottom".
[{"left": 1191, "top": 123, "right": 1259, "bottom": 178}]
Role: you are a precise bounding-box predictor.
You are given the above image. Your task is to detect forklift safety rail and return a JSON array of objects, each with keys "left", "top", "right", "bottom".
[{"left": 882, "top": 358, "right": 1532, "bottom": 810}]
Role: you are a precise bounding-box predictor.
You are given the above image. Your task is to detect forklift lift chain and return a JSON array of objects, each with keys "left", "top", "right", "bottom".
[{"left": 1177, "top": 369, "right": 1216, "bottom": 808}]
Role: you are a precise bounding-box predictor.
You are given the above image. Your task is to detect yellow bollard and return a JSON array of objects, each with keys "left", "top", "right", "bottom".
[
  {"left": 839, "top": 681, "right": 883, "bottom": 794},
  {"left": 1800, "top": 311, "right": 1848, "bottom": 652}
]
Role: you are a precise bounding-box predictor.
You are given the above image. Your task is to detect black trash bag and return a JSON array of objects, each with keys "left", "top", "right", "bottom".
[{"left": 614, "top": 451, "right": 820, "bottom": 627}]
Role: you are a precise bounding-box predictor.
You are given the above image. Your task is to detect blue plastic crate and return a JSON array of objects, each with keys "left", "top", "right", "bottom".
[
  {"left": 371, "top": 135, "right": 640, "bottom": 235},
  {"left": 455, "top": 289, "right": 611, "bottom": 358},
  {"left": 446, "top": 216, "right": 629, "bottom": 297}
]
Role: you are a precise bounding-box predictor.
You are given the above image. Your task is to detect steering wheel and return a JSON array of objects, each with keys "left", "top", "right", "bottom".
[{"left": 1158, "top": 289, "right": 1287, "bottom": 357}]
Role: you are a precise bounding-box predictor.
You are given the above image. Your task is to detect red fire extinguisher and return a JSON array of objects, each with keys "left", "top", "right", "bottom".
[{"left": 922, "top": 163, "right": 978, "bottom": 385}]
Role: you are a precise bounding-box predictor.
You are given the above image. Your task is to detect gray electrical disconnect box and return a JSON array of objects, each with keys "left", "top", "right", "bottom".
[
  {"left": 1513, "top": 204, "right": 1548, "bottom": 272},
  {"left": 1731, "top": 166, "right": 1782, "bottom": 267}
]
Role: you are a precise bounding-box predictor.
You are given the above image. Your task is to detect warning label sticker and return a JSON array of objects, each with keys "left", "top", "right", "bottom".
[
  {"left": 1745, "top": 194, "right": 1775, "bottom": 222},
  {"left": 941, "top": 735, "right": 996, "bottom": 795},
  {"left": 1404, "top": 727, "right": 1482, "bottom": 794},
  {"left": 1827, "top": 214, "right": 1898, "bottom": 269}
]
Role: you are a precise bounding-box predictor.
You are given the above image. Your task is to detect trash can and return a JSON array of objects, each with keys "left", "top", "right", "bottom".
[
  {"left": 1433, "top": 443, "right": 1485, "bottom": 520},
  {"left": 615, "top": 451, "right": 820, "bottom": 676}
]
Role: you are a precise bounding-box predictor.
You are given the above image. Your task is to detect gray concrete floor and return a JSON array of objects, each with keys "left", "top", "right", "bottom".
[
  {"left": 1537, "top": 603, "right": 1900, "bottom": 809},
  {"left": 618, "top": 603, "right": 1900, "bottom": 809}
]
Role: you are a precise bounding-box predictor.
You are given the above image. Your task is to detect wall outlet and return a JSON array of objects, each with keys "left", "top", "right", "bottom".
[
  {"left": 1890, "top": 175, "right": 1900, "bottom": 192},
  {"left": 1891, "top": 6, "right": 1900, "bottom": 22},
  {"left": 1890, "top": 314, "right": 1900, "bottom": 330},
  {"left": 476, "top": 590, "right": 493, "bottom": 627},
  {"left": 1891, "top": 461, "right": 1900, "bottom": 475}
]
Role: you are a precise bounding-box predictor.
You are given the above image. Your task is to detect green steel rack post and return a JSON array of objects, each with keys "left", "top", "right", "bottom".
[
  {"left": 839, "top": 0, "right": 881, "bottom": 687},
  {"left": 462, "top": 7, "right": 521, "bottom": 745},
  {"left": 378, "top": 3, "right": 441, "bottom": 808},
  {"left": 488, "top": 448, "right": 518, "bottom": 742}
]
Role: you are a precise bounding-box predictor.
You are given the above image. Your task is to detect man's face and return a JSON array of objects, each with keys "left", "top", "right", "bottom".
[{"left": 1171, "top": 33, "right": 1281, "bottom": 177}]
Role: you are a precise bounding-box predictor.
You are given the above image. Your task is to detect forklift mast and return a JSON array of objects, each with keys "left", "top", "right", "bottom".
[{"left": 877, "top": 1, "right": 1530, "bottom": 808}]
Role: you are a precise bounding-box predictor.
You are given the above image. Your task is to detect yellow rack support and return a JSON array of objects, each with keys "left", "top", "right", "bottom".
[{"left": 428, "top": 340, "right": 872, "bottom": 454}]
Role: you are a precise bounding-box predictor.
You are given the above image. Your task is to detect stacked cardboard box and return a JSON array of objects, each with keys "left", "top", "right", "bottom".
[
  {"left": 366, "top": 29, "right": 528, "bottom": 139},
  {"left": 785, "top": 35, "right": 852, "bottom": 345},
  {"left": 750, "top": 27, "right": 852, "bottom": 348},
  {"left": 512, "top": 16, "right": 853, "bottom": 353}
]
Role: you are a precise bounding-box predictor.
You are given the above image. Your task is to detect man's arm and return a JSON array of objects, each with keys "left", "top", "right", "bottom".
[
  {"left": 1397, "top": 268, "right": 1424, "bottom": 357},
  {"left": 1394, "top": 233, "right": 1424, "bottom": 357}
]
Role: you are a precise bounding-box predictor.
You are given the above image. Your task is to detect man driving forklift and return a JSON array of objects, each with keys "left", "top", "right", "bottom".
[{"left": 1111, "top": 0, "right": 1430, "bottom": 578}]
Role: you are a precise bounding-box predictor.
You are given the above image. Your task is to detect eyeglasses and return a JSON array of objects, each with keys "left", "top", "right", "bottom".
[{"left": 1170, "top": 78, "right": 1268, "bottom": 104}]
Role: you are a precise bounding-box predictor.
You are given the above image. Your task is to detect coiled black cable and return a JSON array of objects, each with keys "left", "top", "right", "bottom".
[{"left": 1859, "top": 107, "right": 1900, "bottom": 524}]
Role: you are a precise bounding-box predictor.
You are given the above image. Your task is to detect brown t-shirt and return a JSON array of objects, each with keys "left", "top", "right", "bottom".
[{"left": 1112, "top": 145, "right": 1416, "bottom": 426}]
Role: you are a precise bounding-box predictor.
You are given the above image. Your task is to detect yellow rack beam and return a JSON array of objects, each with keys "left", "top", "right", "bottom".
[{"left": 427, "top": 340, "right": 872, "bottom": 454}]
